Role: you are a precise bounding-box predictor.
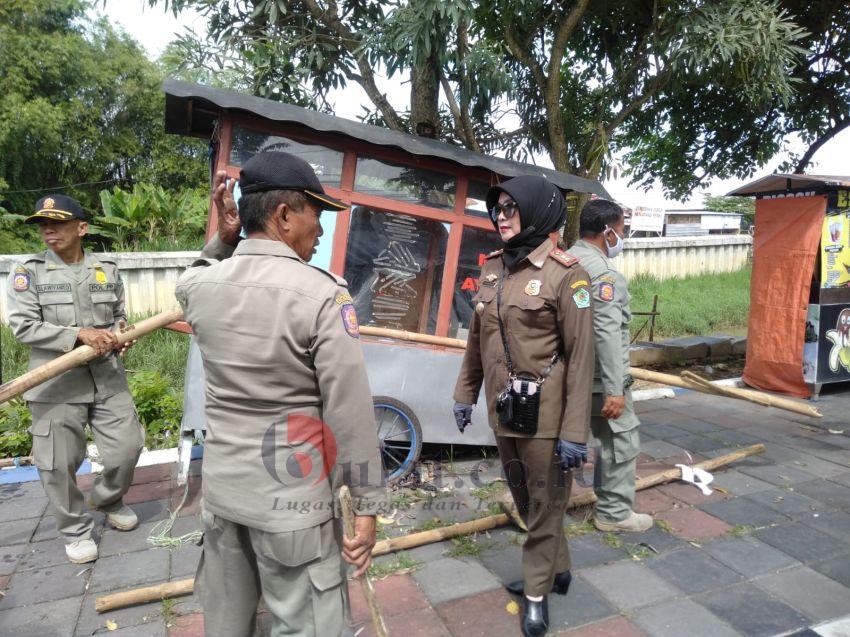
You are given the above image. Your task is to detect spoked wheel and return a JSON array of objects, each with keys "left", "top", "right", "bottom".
[{"left": 373, "top": 396, "right": 423, "bottom": 484}]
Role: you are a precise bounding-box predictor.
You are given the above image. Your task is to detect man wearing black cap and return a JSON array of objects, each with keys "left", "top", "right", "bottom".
[
  {"left": 175, "top": 151, "right": 384, "bottom": 637},
  {"left": 6, "top": 194, "right": 144, "bottom": 564}
]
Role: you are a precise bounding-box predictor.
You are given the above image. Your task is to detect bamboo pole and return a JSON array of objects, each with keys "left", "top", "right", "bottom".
[
  {"left": 0, "top": 308, "right": 184, "bottom": 405},
  {"left": 0, "top": 456, "right": 33, "bottom": 468},
  {"left": 94, "top": 443, "right": 767, "bottom": 613},
  {"left": 360, "top": 325, "right": 466, "bottom": 349},
  {"left": 95, "top": 578, "right": 194, "bottom": 613},
  {"left": 340, "top": 486, "right": 388, "bottom": 637}
]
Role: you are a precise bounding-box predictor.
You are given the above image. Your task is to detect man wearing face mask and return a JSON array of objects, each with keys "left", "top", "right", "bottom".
[{"left": 567, "top": 199, "right": 653, "bottom": 533}]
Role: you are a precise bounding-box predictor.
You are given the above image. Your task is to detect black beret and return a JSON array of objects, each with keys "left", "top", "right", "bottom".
[
  {"left": 25, "top": 194, "right": 86, "bottom": 224},
  {"left": 238, "top": 151, "right": 346, "bottom": 211}
]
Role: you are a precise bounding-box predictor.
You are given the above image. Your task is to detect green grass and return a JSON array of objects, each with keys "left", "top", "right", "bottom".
[
  {"left": 445, "top": 534, "right": 491, "bottom": 558},
  {"left": 629, "top": 266, "right": 751, "bottom": 340},
  {"left": 368, "top": 553, "right": 421, "bottom": 579}
]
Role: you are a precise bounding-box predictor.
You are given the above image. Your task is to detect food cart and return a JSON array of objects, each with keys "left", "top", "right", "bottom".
[
  {"left": 729, "top": 174, "right": 850, "bottom": 398},
  {"left": 164, "top": 80, "right": 609, "bottom": 480}
]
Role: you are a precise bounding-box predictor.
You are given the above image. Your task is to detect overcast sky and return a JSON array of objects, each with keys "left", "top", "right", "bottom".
[{"left": 97, "top": 1, "right": 850, "bottom": 210}]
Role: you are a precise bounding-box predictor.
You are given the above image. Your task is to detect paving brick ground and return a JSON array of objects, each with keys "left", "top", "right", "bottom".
[{"left": 1, "top": 387, "right": 849, "bottom": 635}]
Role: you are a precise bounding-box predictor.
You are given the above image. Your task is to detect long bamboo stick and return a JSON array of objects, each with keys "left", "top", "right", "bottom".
[
  {"left": 340, "top": 485, "right": 388, "bottom": 637},
  {"left": 94, "top": 444, "right": 766, "bottom": 613},
  {"left": 0, "top": 308, "right": 184, "bottom": 405}
]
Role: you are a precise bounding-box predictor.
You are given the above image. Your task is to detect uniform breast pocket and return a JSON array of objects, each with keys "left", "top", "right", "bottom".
[
  {"left": 39, "top": 293, "right": 77, "bottom": 326},
  {"left": 90, "top": 291, "right": 118, "bottom": 325},
  {"left": 506, "top": 295, "right": 550, "bottom": 329},
  {"left": 473, "top": 286, "right": 497, "bottom": 318}
]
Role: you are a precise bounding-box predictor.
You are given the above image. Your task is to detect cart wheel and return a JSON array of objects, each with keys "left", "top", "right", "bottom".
[{"left": 372, "top": 396, "right": 423, "bottom": 484}]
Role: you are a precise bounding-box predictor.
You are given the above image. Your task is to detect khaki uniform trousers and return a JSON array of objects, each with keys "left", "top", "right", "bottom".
[
  {"left": 590, "top": 394, "right": 641, "bottom": 524},
  {"left": 496, "top": 436, "right": 572, "bottom": 597},
  {"left": 197, "top": 508, "right": 353, "bottom": 637},
  {"left": 28, "top": 391, "right": 144, "bottom": 539}
]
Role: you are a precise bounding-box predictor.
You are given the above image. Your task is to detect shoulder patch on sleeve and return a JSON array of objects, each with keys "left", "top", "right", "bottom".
[
  {"left": 597, "top": 281, "right": 615, "bottom": 302},
  {"left": 340, "top": 303, "right": 360, "bottom": 338},
  {"left": 572, "top": 287, "right": 591, "bottom": 309},
  {"left": 484, "top": 249, "right": 503, "bottom": 261},
  {"left": 335, "top": 292, "right": 353, "bottom": 305},
  {"left": 548, "top": 249, "right": 578, "bottom": 268},
  {"left": 12, "top": 265, "right": 30, "bottom": 292}
]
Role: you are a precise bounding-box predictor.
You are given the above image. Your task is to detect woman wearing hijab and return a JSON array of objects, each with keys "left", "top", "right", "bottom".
[{"left": 452, "top": 176, "right": 595, "bottom": 637}]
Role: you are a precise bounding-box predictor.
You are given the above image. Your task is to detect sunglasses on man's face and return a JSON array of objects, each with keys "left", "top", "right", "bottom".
[{"left": 489, "top": 200, "right": 520, "bottom": 222}]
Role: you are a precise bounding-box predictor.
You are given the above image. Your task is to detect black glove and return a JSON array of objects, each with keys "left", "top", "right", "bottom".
[
  {"left": 556, "top": 439, "right": 588, "bottom": 470},
  {"left": 453, "top": 402, "right": 473, "bottom": 434}
]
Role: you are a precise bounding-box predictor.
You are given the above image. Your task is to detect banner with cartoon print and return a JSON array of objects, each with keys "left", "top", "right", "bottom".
[{"left": 817, "top": 303, "right": 850, "bottom": 382}]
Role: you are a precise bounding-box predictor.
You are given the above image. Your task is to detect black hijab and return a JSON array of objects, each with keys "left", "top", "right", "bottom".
[{"left": 485, "top": 175, "right": 567, "bottom": 269}]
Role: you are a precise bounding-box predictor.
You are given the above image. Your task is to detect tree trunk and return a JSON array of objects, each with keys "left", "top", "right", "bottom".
[{"left": 410, "top": 52, "right": 440, "bottom": 138}]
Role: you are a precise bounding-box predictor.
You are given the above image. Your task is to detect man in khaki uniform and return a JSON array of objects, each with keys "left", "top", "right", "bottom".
[
  {"left": 6, "top": 194, "right": 143, "bottom": 564},
  {"left": 453, "top": 176, "right": 595, "bottom": 636},
  {"left": 175, "top": 152, "right": 384, "bottom": 637},
  {"left": 567, "top": 199, "right": 652, "bottom": 533}
]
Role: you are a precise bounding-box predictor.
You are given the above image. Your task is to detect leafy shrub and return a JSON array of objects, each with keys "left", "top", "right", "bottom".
[
  {"left": 128, "top": 371, "right": 184, "bottom": 450},
  {"left": 0, "top": 400, "right": 32, "bottom": 458}
]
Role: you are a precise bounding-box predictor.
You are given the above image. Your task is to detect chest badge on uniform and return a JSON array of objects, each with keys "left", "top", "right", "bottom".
[
  {"left": 598, "top": 282, "right": 615, "bottom": 302},
  {"left": 340, "top": 303, "right": 360, "bottom": 338},
  {"left": 572, "top": 288, "right": 591, "bottom": 309},
  {"left": 95, "top": 268, "right": 107, "bottom": 284},
  {"left": 12, "top": 266, "right": 29, "bottom": 292},
  {"left": 524, "top": 279, "right": 542, "bottom": 296},
  {"left": 482, "top": 273, "right": 498, "bottom": 287}
]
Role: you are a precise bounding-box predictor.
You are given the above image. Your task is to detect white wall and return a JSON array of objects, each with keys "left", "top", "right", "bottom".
[{"left": 0, "top": 235, "right": 752, "bottom": 322}]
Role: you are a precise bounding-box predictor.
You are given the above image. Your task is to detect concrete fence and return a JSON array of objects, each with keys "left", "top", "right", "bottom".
[{"left": 0, "top": 235, "right": 751, "bottom": 322}]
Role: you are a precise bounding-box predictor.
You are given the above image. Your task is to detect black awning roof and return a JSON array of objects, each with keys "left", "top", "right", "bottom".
[
  {"left": 164, "top": 79, "right": 610, "bottom": 198},
  {"left": 728, "top": 173, "right": 850, "bottom": 196}
]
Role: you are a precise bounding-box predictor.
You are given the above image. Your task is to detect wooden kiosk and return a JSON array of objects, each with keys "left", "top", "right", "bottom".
[
  {"left": 730, "top": 174, "right": 850, "bottom": 398},
  {"left": 163, "top": 80, "right": 608, "bottom": 479}
]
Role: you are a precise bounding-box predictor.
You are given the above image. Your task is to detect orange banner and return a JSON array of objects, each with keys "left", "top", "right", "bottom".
[{"left": 743, "top": 196, "right": 827, "bottom": 397}]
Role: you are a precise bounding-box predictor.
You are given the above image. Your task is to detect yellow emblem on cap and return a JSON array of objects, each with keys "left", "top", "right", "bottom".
[
  {"left": 95, "top": 269, "right": 107, "bottom": 284},
  {"left": 43, "top": 198, "right": 55, "bottom": 209}
]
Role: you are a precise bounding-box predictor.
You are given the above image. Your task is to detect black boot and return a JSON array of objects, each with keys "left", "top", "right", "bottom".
[
  {"left": 506, "top": 570, "right": 572, "bottom": 597},
  {"left": 521, "top": 596, "right": 549, "bottom": 637}
]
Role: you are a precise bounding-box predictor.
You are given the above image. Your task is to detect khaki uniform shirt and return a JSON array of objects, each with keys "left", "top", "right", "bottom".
[
  {"left": 175, "top": 235, "right": 384, "bottom": 533},
  {"left": 6, "top": 249, "right": 130, "bottom": 402},
  {"left": 453, "top": 239, "right": 595, "bottom": 442},
  {"left": 567, "top": 239, "right": 639, "bottom": 430}
]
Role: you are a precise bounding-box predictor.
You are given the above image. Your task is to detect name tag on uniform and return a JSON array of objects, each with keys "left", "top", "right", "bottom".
[
  {"left": 89, "top": 283, "right": 116, "bottom": 292},
  {"left": 35, "top": 283, "right": 71, "bottom": 293}
]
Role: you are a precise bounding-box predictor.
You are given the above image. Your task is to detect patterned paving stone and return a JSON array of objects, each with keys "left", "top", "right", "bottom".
[
  {"left": 786, "top": 454, "right": 849, "bottom": 479},
  {"left": 794, "top": 480, "right": 850, "bottom": 509},
  {"left": 800, "top": 511, "right": 850, "bottom": 542},
  {"left": 666, "top": 435, "right": 727, "bottom": 454},
  {"left": 742, "top": 488, "right": 833, "bottom": 518},
  {"left": 412, "top": 557, "right": 501, "bottom": 605},
  {"left": 478, "top": 541, "right": 523, "bottom": 583},
  {"left": 701, "top": 582, "right": 810, "bottom": 637},
  {"left": 810, "top": 552, "right": 850, "bottom": 588},
  {"left": 547, "top": 573, "right": 618, "bottom": 632},
  {"left": 167, "top": 613, "right": 203, "bottom": 637},
  {"left": 0, "top": 595, "right": 83, "bottom": 637},
  {"left": 567, "top": 534, "right": 629, "bottom": 569},
  {"left": 756, "top": 523, "right": 849, "bottom": 563},
  {"left": 633, "top": 598, "right": 742, "bottom": 637},
  {"left": 0, "top": 517, "right": 38, "bottom": 547},
  {"left": 16, "top": 537, "right": 70, "bottom": 571},
  {"left": 828, "top": 472, "right": 850, "bottom": 488},
  {"left": 755, "top": 566, "right": 850, "bottom": 622},
  {"left": 89, "top": 549, "right": 170, "bottom": 593},
  {"left": 655, "top": 507, "right": 732, "bottom": 542},
  {"left": 656, "top": 480, "right": 731, "bottom": 506},
  {"left": 738, "top": 464, "right": 819, "bottom": 487},
  {"left": 435, "top": 588, "right": 519, "bottom": 637},
  {"left": 701, "top": 535, "right": 800, "bottom": 577},
  {"left": 0, "top": 562, "right": 89, "bottom": 609},
  {"left": 641, "top": 440, "right": 688, "bottom": 460},
  {"left": 609, "top": 526, "right": 686, "bottom": 554},
  {"left": 710, "top": 470, "right": 776, "bottom": 496},
  {"left": 108, "top": 622, "right": 168, "bottom": 636},
  {"left": 0, "top": 495, "right": 48, "bottom": 521},
  {"left": 646, "top": 546, "right": 743, "bottom": 594},
  {"left": 75, "top": 596, "right": 163, "bottom": 637},
  {"left": 99, "top": 521, "right": 162, "bottom": 557},
  {"left": 581, "top": 561, "right": 681, "bottom": 610},
  {"left": 553, "top": 616, "right": 647, "bottom": 637},
  {"left": 699, "top": 497, "right": 792, "bottom": 528},
  {"left": 665, "top": 419, "right": 726, "bottom": 436},
  {"left": 634, "top": 488, "right": 679, "bottom": 515},
  {"left": 0, "top": 543, "right": 27, "bottom": 576}
]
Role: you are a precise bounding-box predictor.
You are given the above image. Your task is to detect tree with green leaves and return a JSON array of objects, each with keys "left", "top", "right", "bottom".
[
  {"left": 150, "top": 0, "right": 814, "bottom": 243},
  {"left": 0, "top": 0, "right": 208, "bottom": 217},
  {"left": 702, "top": 195, "right": 755, "bottom": 226}
]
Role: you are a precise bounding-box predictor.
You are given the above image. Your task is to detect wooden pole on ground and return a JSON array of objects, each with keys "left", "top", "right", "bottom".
[
  {"left": 0, "top": 308, "right": 184, "bottom": 406},
  {"left": 94, "top": 444, "right": 765, "bottom": 613},
  {"left": 340, "top": 485, "right": 389, "bottom": 637}
]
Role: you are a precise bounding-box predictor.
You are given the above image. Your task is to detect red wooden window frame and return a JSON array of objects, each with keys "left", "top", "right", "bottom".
[{"left": 209, "top": 112, "right": 502, "bottom": 338}]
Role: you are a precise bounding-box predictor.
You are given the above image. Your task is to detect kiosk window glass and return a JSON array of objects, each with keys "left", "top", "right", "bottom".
[
  {"left": 449, "top": 226, "right": 502, "bottom": 339},
  {"left": 228, "top": 127, "right": 343, "bottom": 185},
  {"left": 343, "top": 206, "right": 448, "bottom": 334},
  {"left": 465, "top": 181, "right": 492, "bottom": 218},
  {"left": 354, "top": 157, "right": 456, "bottom": 210}
]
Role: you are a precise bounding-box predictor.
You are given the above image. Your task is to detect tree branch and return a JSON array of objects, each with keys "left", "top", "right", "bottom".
[
  {"left": 301, "top": 0, "right": 404, "bottom": 131},
  {"left": 794, "top": 118, "right": 850, "bottom": 173},
  {"left": 503, "top": 26, "right": 546, "bottom": 93},
  {"left": 439, "top": 72, "right": 481, "bottom": 152}
]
